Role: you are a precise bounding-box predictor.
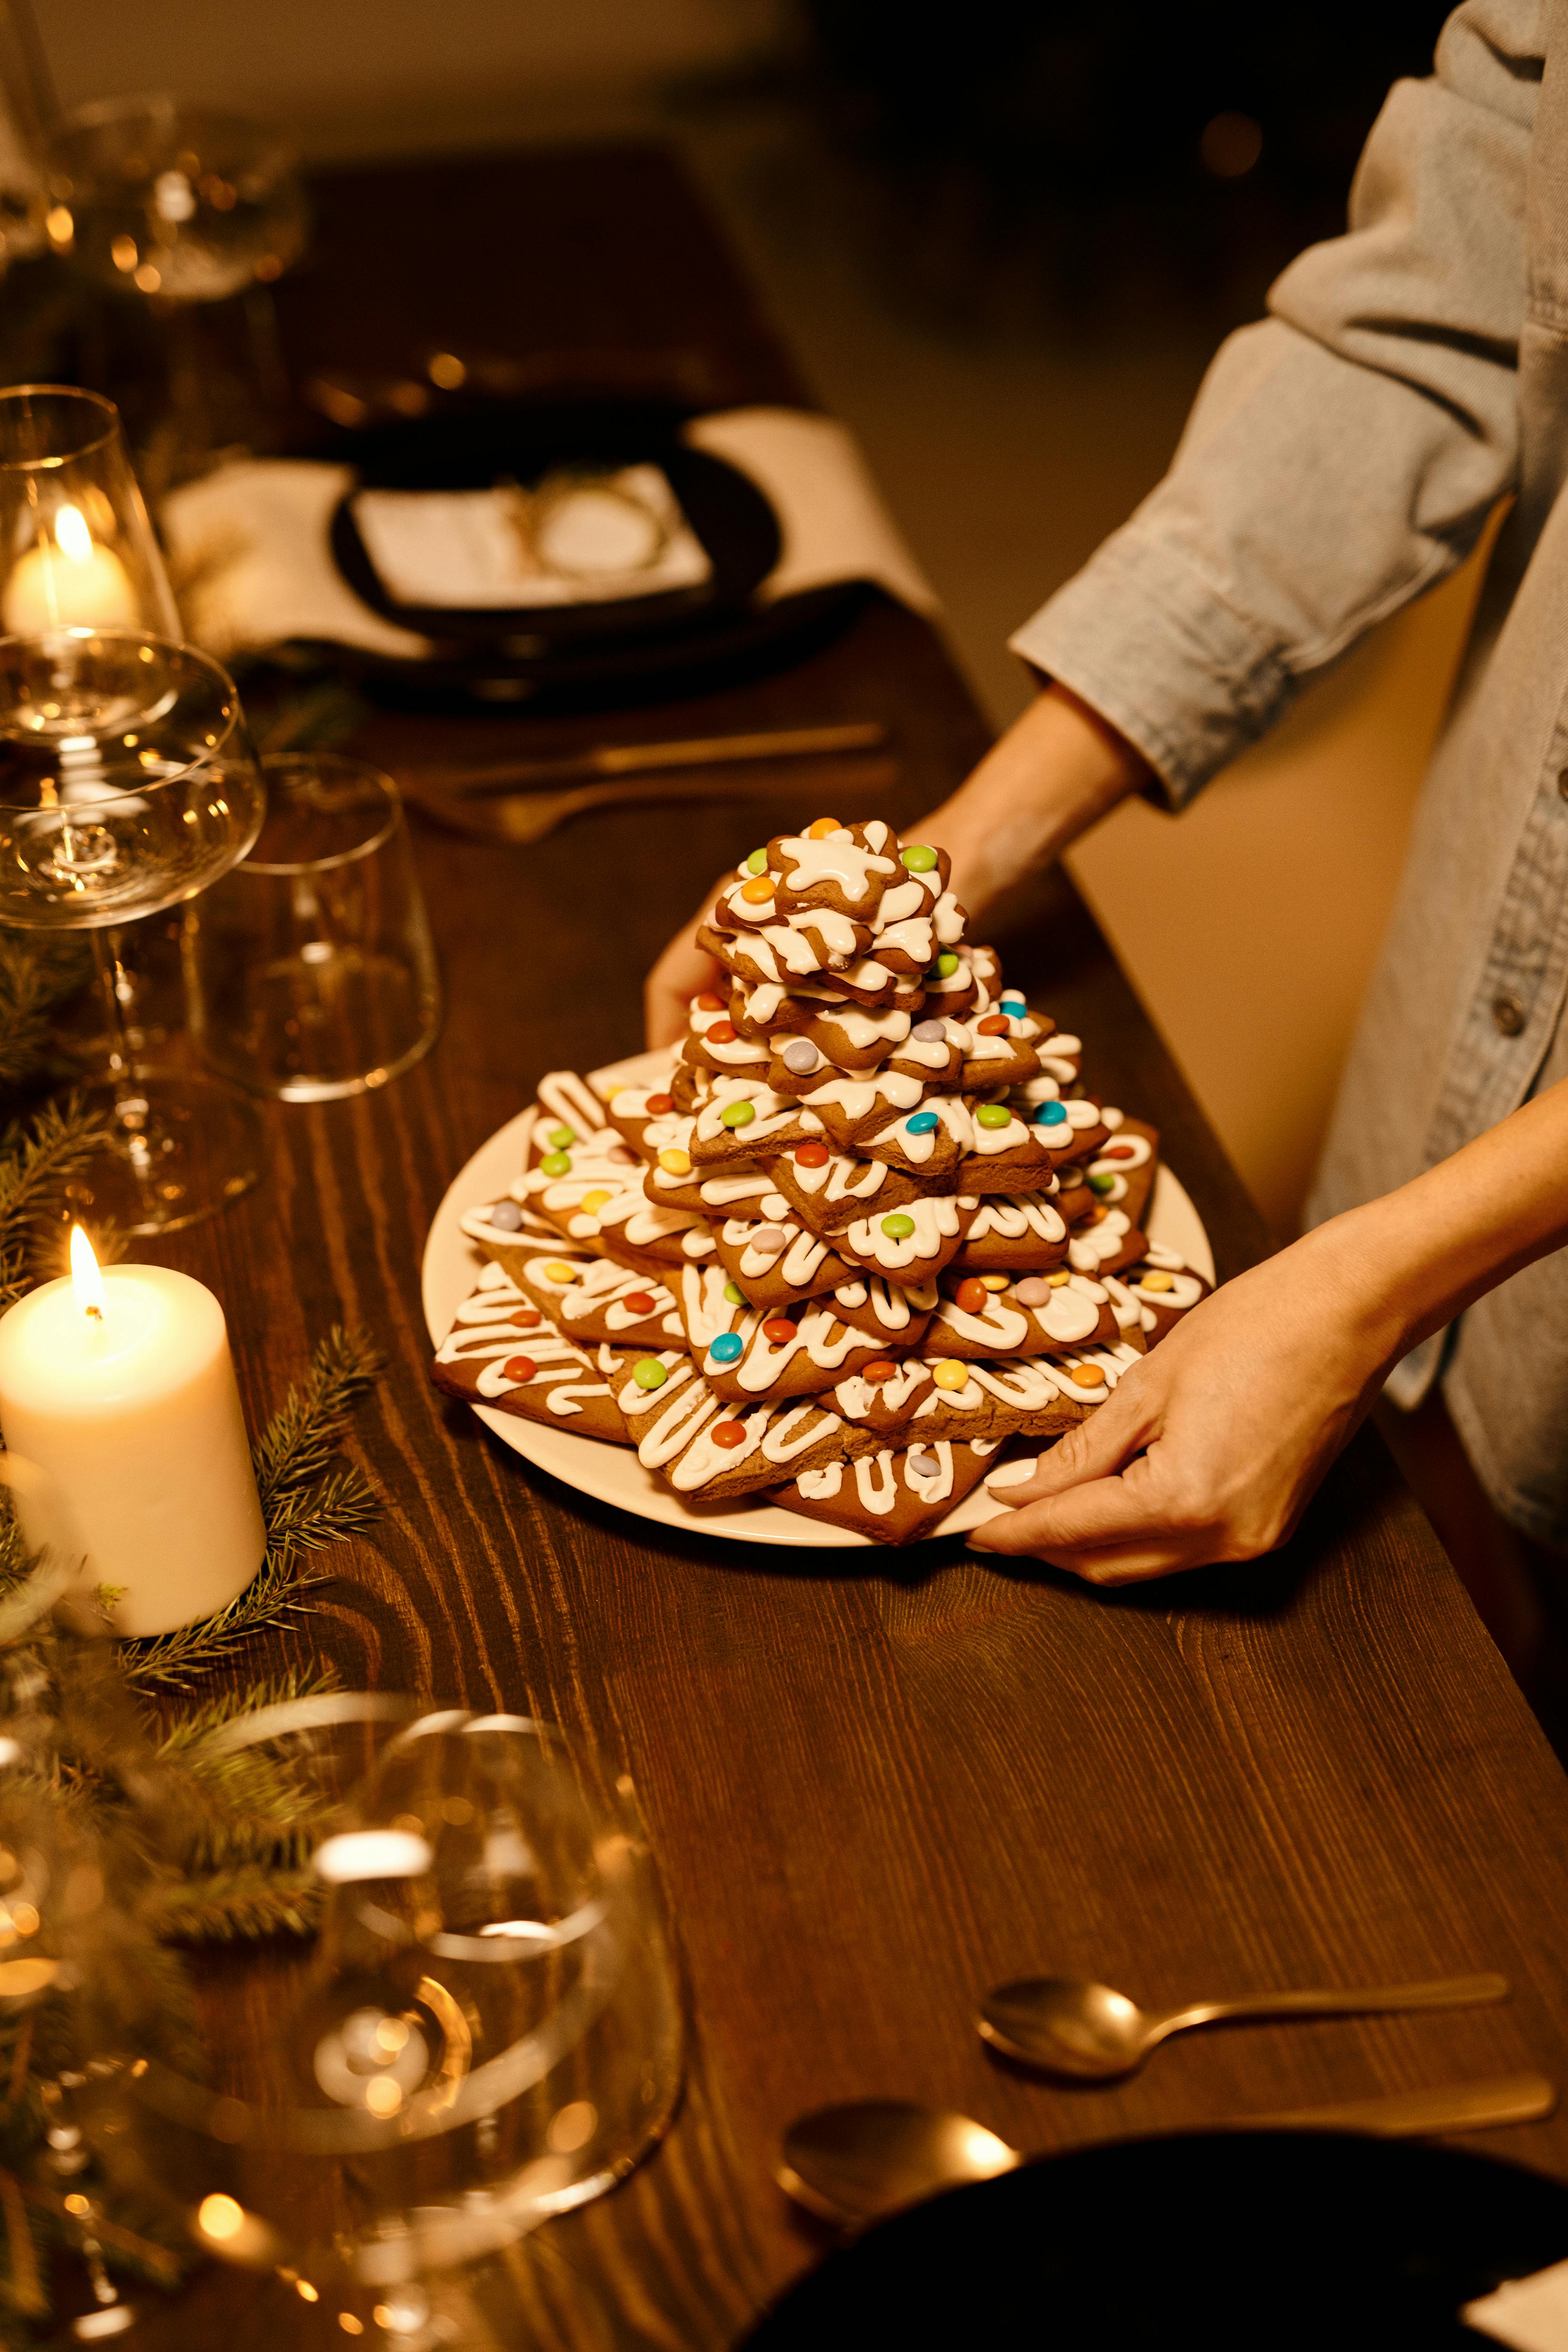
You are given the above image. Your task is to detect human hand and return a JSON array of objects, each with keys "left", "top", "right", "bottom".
[
  {"left": 969, "top": 1226, "right": 1400, "bottom": 1583},
  {"left": 644, "top": 874, "right": 728, "bottom": 1049}
]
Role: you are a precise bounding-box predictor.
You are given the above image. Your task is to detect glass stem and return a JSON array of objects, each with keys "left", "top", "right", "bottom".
[{"left": 91, "top": 927, "right": 134, "bottom": 1089}]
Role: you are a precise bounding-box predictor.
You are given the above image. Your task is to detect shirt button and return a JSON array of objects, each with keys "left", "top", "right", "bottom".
[{"left": 1492, "top": 992, "right": 1527, "bottom": 1036}]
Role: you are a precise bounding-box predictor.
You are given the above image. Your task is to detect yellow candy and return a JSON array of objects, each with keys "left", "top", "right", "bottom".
[
  {"left": 542, "top": 1261, "right": 578, "bottom": 1283},
  {"left": 1069, "top": 1364, "right": 1104, "bottom": 1389},
  {"left": 740, "top": 876, "right": 774, "bottom": 904},
  {"left": 580, "top": 1188, "right": 612, "bottom": 1214},
  {"left": 1141, "top": 1270, "right": 1175, "bottom": 1293},
  {"left": 1047, "top": 1271, "right": 1071, "bottom": 1287},
  {"left": 805, "top": 816, "right": 843, "bottom": 839},
  {"left": 931, "top": 1359, "right": 970, "bottom": 1391},
  {"left": 659, "top": 1147, "right": 692, "bottom": 1176},
  {"left": 980, "top": 1274, "right": 1010, "bottom": 1291}
]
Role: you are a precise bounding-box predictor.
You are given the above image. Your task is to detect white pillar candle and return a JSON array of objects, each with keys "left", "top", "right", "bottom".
[
  {"left": 1, "top": 502, "right": 138, "bottom": 634},
  {"left": 0, "top": 1231, "right": 266, "bottom": 1636}
]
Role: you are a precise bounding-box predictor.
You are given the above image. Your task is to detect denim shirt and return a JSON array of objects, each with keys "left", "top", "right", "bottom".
[{"left": 1011, "top": 0, "right": 1568, "bottom": 1546}]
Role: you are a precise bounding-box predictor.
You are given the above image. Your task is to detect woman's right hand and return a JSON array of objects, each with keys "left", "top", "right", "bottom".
[{"left": 644, "top": 878, "right": 728, "bottom": 1049}]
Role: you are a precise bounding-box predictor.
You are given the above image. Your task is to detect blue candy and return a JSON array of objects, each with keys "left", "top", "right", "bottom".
[
  {"left": 1000, "top": 990, "right": 1027, "bottom": 1009},
  {"left": 905, "top": 1111, "right": 939, "bottom": 1135},
  {"left": 709, "top": 1331, "right": 745, "bottom": 1363},
  {"left": 1035, "top": 1100, "right": 1068, "bottom": 1126}
]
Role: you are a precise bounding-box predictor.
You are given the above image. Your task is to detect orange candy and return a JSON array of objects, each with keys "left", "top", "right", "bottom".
[
  {"left": 795, "top": 1140, "right": 830, "bottom": 1168},
  {"left": 762, "top": 1316, "right": 797, "bottom": 1345},
  {"left": 514, "top": 1307, "right": 541, "bottom": 1328},
  {"left": 862, "top": 1358, "right": 898, "bottom": 1384},
  {"left": 646, "top": 1091, "right": 674, "bottom": 1114},
  {"left": 710, "top": 1420, "right": 748, "bottom": 1449},
  {"left": 805, "top": 817, "right": 843, "bottom": 839},
  {"left": 624, "top": 1291, "right": 656, "bottom": 1315},
  {"left": 502, "top": 1355, "right": 538, "bottom": 1384},
  {"left": 740, "top": 876, "right": 774, "bottom": 904},
  {"left": 708, "top": 1020, "right": 737, "bottom": 1043},
  {"left": 954, "top": 1278, "right": 988, "bottom": 1314},
  {"left": 694, "top": 992, "right": 726, "bottom": 1012},
  {"left": 976, "top": 1014, "right": 1010, "bottom": 1036},
  {"left": 1069, "top": 1364, "right": 1104, "bottom": 1389}
]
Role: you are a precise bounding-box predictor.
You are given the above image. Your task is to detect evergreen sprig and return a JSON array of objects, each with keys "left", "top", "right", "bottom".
[
  {"left": 0, "top": 1095, "right": 114, "bottom": 1317},
  {"left": 119, "top": 1327, "right": 385, "bottom": 1693},
  {"left": 0, "top": 936, "right": 91, "bottom": 1097}
]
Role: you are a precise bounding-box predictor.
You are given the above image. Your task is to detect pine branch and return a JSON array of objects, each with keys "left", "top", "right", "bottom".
[
  {"left": 0, "top": 1094, "right": 115, "bottom": 1314},
  {"left": 145, "top": 1865, "right": 323, "bottom": 1944},
  {"left": 253, "top": 1325, "right": 384, "bottom": 1512},
  {"left": 0, "top": 934, "right": 91, "bottom": 1096}
]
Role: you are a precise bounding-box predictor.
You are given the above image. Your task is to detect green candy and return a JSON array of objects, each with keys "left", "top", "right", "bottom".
[
  {"left": 723, "top": 1280, "right": 746, "bottom": 1306},
  {"left": 900, "top": 842, "right": 938, "bottom": 872},
  {"left": 745, "top": 847, "right": 768, "bottom": 874},
  {"left": 880, "top": 1212, "right": 915, "bottom": 1240},
  {"left": 631, "top": 1358, "right": 668, "bottom": 1391},
  {"left": 720, "top": 1100, "right": 756, "bottom": 1128},
  {"left": 547, "top": 1124, "right": 576, "bottom": 1149},
  {"left": 937, "top": 952, "right": 959, "bottom": 977},
  {"left": 976, "top": 1103, "right": 1012, "bottom": 1130},
  {"left": 540, "top": 1151, "right": 572, "bottom": 1176},
  {"left": 1088, "top": 1170, "right": 1117, "bottom": 1196}
]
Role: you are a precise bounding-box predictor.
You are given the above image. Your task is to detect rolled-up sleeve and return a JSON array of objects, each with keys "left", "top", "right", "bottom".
[{"left": 1010, "top": 0, "right": 1542, "bottom": 806}]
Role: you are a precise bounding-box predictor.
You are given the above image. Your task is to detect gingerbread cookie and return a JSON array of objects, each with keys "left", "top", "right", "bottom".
[
  {"left": 602, "top": 1079, "right": 681, "bottom": 1156},
  {"left": 886, "top": 1013, "right": 969, "bottom": 1087},
  {"left": 766, "top": 819, "right": 902, "bottom": 918},
  {"left": 430, "top": 1268, "right": 632, "bottom": 1446},
  {"left": 613, "top": 1352, "right": 862, "bottom": 1501},
  {"left": 764, "top": 1140, "right": 931, "bottom": 1238},
  {"left": 958, "top": 1010, "right": 1046, "bottom": 1092},
  {"left": 919, "top": 948, "right": 981, "bottom": 1019},
  {"left": 781, "top": 1438, "right": 1002, "bottom": 1546},
  {"left": 836, "top": 1192, "right": 979, "bottom": 1282},
  {"left": 1079, "top": 1113, "right": 1158, "bottom": 1228},
  {"left": 948, "top": 1190, "right": 1070, "bottom": 1275},
  {"left": 956, "top": 1101, "right": 1060, "bottom": 1195},
  {"left": 930, "top": 1271, "right": 1122, "bottom": 1359},
  {"left": 700, "top": 1303, "right": 910, "bottom": 1405},
  {"left": 828, "top": 1271, "right": 939, "bottom": 1345},
  {"left": 460, "top": 1193, "right": 573, "bottom": 1282},
  {"left": 1117, "top": 1247, "right": 1211, "bottom": 1343},
  {"left": 1035, "top": 1340, "right": 1145, "bottom": 1409},
  {"left": 670, "top": 1263, "right": 753, "bottom": 1354},
  {"left": 510, "top": 1251, "right": 685, "bottom": 1351},
  {"left": 714, "top": 1216, "right": 856, "bottom": 1307},
  {"left": 790, "top": 1067, "right": 931, "bottom": 1152},
  {"left": 920, "top": 1357, "right": 1087, "bottom": 1443},
  {"left": 686, "top": 1079, "right": 824, "bottom": 1167},
  {"left": 859, "top": 1095, "right": 971, "bottom": 1183},
  {"left": 1065, "top": 1207, "right": 1147, "bottom": 1280},
  {"left": 1017, "top": 1093, "right": 1112, "bottom": 1167}
]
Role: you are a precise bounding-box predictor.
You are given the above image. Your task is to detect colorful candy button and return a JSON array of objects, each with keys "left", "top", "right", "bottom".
[
  {"left": 1000, "top": 990, "right": 1027, "bottom": 1009},
  {"left": 740, "top": 877, "right": 773, "bottom": 905},
  {"left": 547, "top": 1125, "right": 576, "bottom": 1149},
  {"left": 1047, "top": 1270, "right": 1072, "bottom": 1287},
  {"left": 708, "top": 1019, "right": 738, "bottom": 1043},
  {"left": 912, "top": 1019, "right": 946, "bottom": 1042},
  {"left": 954, "top": 1278, "right": 987, "bottom": 1313},
  {"left": 1069, "top": 1364, "right": 1105, "bottom": 1389},
  {"left": 541, "top": 1261, "right": 578, "bottom": 1283},
  {"left": 751, "top": 1225, "right": 788, "bottom": 1250},
  {"left": 624, "top": 1291, "right": 656, "bottom": 1316},
  {"left": 1141, "top": 1271, "right": 1175, "bottom": 1293},
  {"left": 905, "top": 1111, "right": 939, "bottom": 1135},
  {"left": 931, "top": 1359, "right": 969, "bottom": 1391},
  {"left": 1088, "top": 1172, "right": 1117, "bottom": 1196},
  {"left": 723, "top": 1281, "right": 747, "bottom": 1305},
  {"left": 1014, "top": 1278, "right": 1052, "bottom": 1307},
  {"left": 579, "top": 1188, "right": 613, "bottom": 1214},
  {"left": 762, "top": 1316, "right": 797, "bottom": 1345},
  {"left": 744, "top": 848, "right": 768, "bottom": 875},
  {"left": 646, "top": 1091, "right": 674, "bottom": 1114},
  {"left": 489, "top": 1199, "right": 524, "bottom": 1232},
  {"left": 805, "top": 816, "right": 843, "bottom": 839},
  {"left": 1035, "top": 1101, "right": 1068, "bottom": 1127},
  {"left": 795, "top": 1140, "right": 830, "bottom": 1168},
  {"left": 780, "top": 1037, "right": 820, "bottom": 1073},
  {"left": 694, "top": 993, "right": 725, "bottom": 1012},
  {"left": 710, "top": 1419, "right": 748, "bottom": 1448},
  {"left": 908, "top": 1447, "right": 941, "bottom": 1478},
  {"left": 720, "top": 1100, "right": 756, "bottom": 1128},
  {"left": 936, "top": 953, "right": 959, "bottom": 977},
  {"left": 539, "top": 1151, "right": 572, "bottom": 1177},
  {"left": 981, "top": 1273, "right": 1010, "bottom": 1291},
  {"left": 631, "top": 1359, "right": 668, "bottom": 1391},
  {"left": 501, "top": 1355, "right": 537, "bottom": 1384},
  {"left": 975, "top": 1104, "right": 1012, "bottom": 1130},
  {"left": 976, "top": 1015, "right": 1010, "bottom": 1036},
  {"left": 862, "top": 1359, "right": 898, "bottom": 1384},
  {"left": 900, "top": 842, "right": 938, "bottom": 872},
  {"left": 879, "top": 1213, "right": 915, "bottom": 1240},
  {"left": 709, "top": 1332, "right": 744, "bottom": 1364},
  {"left": 659, "top": 1148, "right": 692, "bottom": 1176}
]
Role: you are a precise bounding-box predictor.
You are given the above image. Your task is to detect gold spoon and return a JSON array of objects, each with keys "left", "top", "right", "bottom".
[
  {"left": 977, "top": 1971, "right": 1510, "bottom": 2081},
  {"left": 779, "top": 2075, "right": 1558, "bottom": 2229}
]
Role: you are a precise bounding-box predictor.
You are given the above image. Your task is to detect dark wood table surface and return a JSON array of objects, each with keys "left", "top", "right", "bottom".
[{"left": 135, "top": 147, "right": 1568, "bottom": 2348}]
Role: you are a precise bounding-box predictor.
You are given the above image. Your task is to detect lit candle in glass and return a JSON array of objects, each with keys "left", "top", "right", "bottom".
[
  {"left": 1, "top": 501, "right": 138, "bottom": 633},
  {"left": 0, "top": 1228, "right": 266, "bottom": 1635}
]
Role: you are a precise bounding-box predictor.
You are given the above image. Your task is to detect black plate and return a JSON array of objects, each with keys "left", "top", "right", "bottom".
[{"left": 743, "top": 2132, "right": 1568, "bottom": 2350}]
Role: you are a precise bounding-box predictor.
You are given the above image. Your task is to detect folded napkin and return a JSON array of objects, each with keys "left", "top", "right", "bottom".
[
  {"left": 1463, "top": 2257, "right": 1568, "bottom": 2349},
  {"left": 161, "top": 405, "right": 939, "bottom": 663}
]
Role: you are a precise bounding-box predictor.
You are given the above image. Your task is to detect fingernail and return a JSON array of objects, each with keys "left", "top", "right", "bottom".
[{"left": 966, "top": 1534, "right": 997, "bottom": 1553}]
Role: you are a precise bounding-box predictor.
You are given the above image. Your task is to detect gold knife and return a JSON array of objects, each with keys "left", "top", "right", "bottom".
[
  {"left": 405, "top": 721, "right": 889, "bottom": 800},
  {"left": 1242, "top": 2073, "right": 1556, "bottom": 2135}
]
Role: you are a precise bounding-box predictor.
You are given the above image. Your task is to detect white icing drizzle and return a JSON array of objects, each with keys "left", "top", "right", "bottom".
[
  {"left": 844, "top": 1192, "right": 971, "bottom": 1272},
  {"left": 1068, "top": 1209, "right": 1133, "bottom": 1272},
  {"left": 614, "top": 1350, "right": 698, "bottom": 1418},
  {"left": 966, "top": 1192, "right": 1067, "bottom": 1245},
  {"left": 692, "top": 1078, "right": 819, "bottom": 1146},
  {"left": 905, "top": 1441, "right": 955, "bottom": 1504},
  {"left": 776, "top": 827, "right": 896, "bottom": 904},
  {"left": 537, "top": 1070, "right": 612, "bottom": 1137},
  {"left": 803, "top": 1070, "right": 924, "bottom": 1122},
  {"left": 709, "top": 1306, "right": 882, "bottom": 1395},
  {"left": 797, "top": 1462, "right": 844, "bottom": 1500},
  {"left": 634, "top": 1377, "right": 720, "bottom": 1467},
  {"left": 836, "top": 1359, "right": 931, "bottom": 1419},
  {"left": 931, "top": 890, "right": 965, "bottom": 946},
  {"left": 435, "top": 1276, "right": 607, "bottom": 1417},
  {"left": 679, "top": 1265, "right": 756, "bottom": 1351},
  {"left": 853, "top": 1454, "right": 899, "bottom": 1516},
  {"left": 787, "top": 1149, "right": 887, "bottom": 1204}
]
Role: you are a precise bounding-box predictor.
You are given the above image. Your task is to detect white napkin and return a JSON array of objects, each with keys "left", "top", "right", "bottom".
[
  {"left": 1463, "top": 2257, "right": 1568, "bottom": 2348},
  {"left": 160, "top": 405, "right": 939, "bottom": 662}
]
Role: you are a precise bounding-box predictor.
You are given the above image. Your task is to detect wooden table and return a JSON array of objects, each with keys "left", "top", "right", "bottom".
[{"left": 140, "top": 148, "right": 1568, "bottom": 2348}]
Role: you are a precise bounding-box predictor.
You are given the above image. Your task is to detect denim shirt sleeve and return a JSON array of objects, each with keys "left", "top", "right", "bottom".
[{"left": 1010, "top": 0, "right": 1543, "bottom": 808}]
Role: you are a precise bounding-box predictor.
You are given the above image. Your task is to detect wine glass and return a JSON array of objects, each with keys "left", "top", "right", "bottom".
[
  {"left": 0, "top": 629, "right": 268, "bottom": 1234},
  {"left": 93, "top": 1705, "right": 683, "bottom": 2344}
]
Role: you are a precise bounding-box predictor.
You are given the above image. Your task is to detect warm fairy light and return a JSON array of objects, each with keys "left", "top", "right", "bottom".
[
  {"left": 295, "top": 2280, "right": 320, "bottom": 2303},
  {"left": 197, "top": 2194, "right": 245, "bottom": 2241},
  {"left": 337, "top": 2319, "right": 364, "bottom": 2336},
  {"left": 363, "top": 2076, "right": 403, "bottom": 2117},
  {"left": 54, "top": 505, "right": 93, "bottom": 564},
  {"left": 70, "top": 1227, "right": 105, "bottom": 1323}
]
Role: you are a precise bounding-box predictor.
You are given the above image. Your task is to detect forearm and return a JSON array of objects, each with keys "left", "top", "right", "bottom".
[
  {"left": 915, "top": 683, "right": 1152, "bottom": 922},
  {"left": 1312, "top": 1078, "right": 1568, "bottom": 1372}
]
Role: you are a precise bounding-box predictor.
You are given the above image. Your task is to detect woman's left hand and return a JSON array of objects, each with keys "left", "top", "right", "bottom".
[{"left": 968, "top": 1225, "right": 1399, "bottom": 1583}]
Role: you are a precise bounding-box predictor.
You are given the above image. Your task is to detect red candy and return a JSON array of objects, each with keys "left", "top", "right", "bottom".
[
  {"left": 862, "top": 1359, "right": 898, "bottom": 1384},
  {"left": 763, "top": 1316, "right": 797, "bottom": 1345},
  {"left": 624, "top": 1291, "right": 656, "bottom": 1315},
  {"left": 695, "top": 992, "right": 726, "bottom": 1011},
  {"left": 977, "top": 1014, "right": 1010, "bottom": 1036},
  {"left": 954, "top": 1278, "right": 988, "bottom": 1314},
  {"left": 794, "top": 1140, "right": 831, "bottom": 1168},
  {"left": 708, "top": 1020, "right": 737, "bottom": 1044},
  {"left": 710, "top": 1420, "right": 748, "bottom": 1449},
  {"left": 645, "top": 1092, "right": 674, "bottom": 1115},
  {"left": 502, "top": 1355, "right": 538, "bottom": 1383},
  {"left": 1102, "top": 1143, "right": 1137, "bottom": 1160},
  {"left": 513, "top": 1307, "right": 541, "bottom": 1328}
]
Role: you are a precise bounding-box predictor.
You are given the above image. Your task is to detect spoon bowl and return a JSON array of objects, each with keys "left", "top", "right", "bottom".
[{"left": 778, "top": 2101, "right": 1016, "bottom": 2227}]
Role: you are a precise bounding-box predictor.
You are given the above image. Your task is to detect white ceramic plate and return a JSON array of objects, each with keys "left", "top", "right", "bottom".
[{"left": 421, "top": 1049, "right": 1216, "bottom": 1550}]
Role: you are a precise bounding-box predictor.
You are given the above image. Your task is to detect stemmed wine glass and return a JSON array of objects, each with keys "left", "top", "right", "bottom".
[
  {"left": 0, "top": 628, "right": 268, "bottom": 1233},
  {"left": 90, "top": 1703, "right": 683, "bottom": 2345}
]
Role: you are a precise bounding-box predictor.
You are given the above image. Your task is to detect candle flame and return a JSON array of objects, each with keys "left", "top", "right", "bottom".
[
  {"left": 70, "top": 1225, "right": 105, "bottom": 1321},
  {"left": 54, "top": 504, "right": 93, "bottom": 564}
]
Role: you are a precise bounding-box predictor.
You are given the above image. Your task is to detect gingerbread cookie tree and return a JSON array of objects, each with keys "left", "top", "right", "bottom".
[{"left": 434, "top": 819, "right": 1211, "bottom": 1544}]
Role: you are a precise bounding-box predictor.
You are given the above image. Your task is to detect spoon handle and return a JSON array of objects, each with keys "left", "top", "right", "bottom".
[
  {"left": 1155, "top": 1971, "right": 1509, "bottom": 2041},
  {"left": 1242, "top": 2071, "right": 1554, "bottom": 2137}
]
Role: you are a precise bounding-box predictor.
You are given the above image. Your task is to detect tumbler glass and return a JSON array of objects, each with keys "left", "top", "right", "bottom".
[{"left": 191, "top": 751, "right": 441, "bottom": 1101}]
